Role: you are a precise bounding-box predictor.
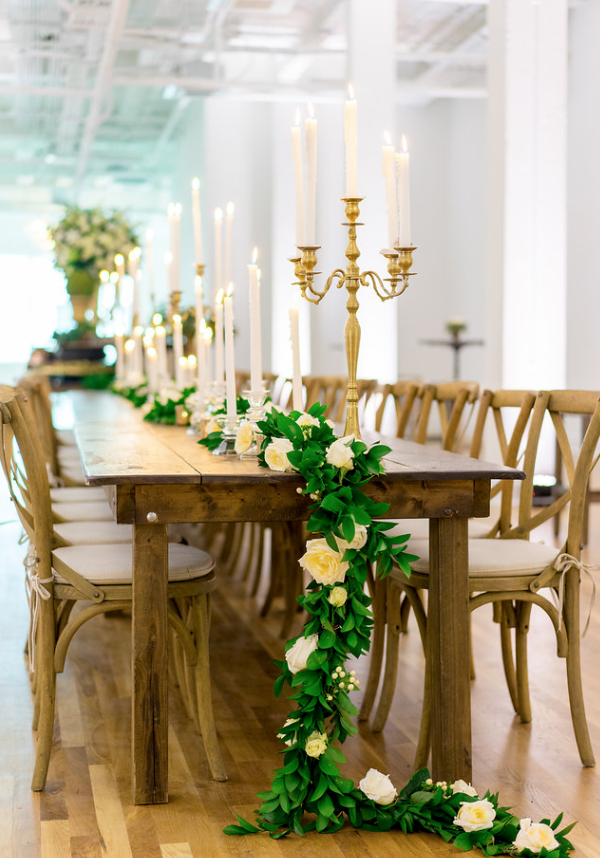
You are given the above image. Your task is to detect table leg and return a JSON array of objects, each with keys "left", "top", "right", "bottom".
[
  {"left": 427, "top": 516, "right": 472, "bottom": 782},
  {"left": 131, "top": 521, "right": 169, "bottom": 804}
]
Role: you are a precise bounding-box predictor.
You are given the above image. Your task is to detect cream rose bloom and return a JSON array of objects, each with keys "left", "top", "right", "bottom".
[
  {"left": 304, "top": 731, "right": 328, "bottom": 758},
  {"left": 328, "top": 586, "right": 348, "bottom": 607},
  {"left": 453, "top": 799, "right": 496, "bottom": 832},
  {"left": 451, "top": 780, "right": 478, "bottom": 798},
  {"left": 285, "top": 633, "right": 319, "bottom": 674},
  {"left": 514, "top": 819, "right": 560, "bottom": 854},
  {"left": 206, "top": 417, "right": 222, "bottom": 435},
  {"left": 298, "top": 538, "right": 349, "bottom": 585},
  {"left": 359, "top": 768, "right": 397, "bottom": 805},
  {"left": 264, "top": 437, "right": 295, "bottom": 472},
  {"left": 296, "top": 412, "right": 320, "bottom": 430},
  {"left": 326, "top": 436, "right": 355, "bottom": 470},
  {"left": 336, "top": 523, "right": 368, "bottom": 552},
  {"left": 234, "top": 421, "right": 254, "bottom": 454}
]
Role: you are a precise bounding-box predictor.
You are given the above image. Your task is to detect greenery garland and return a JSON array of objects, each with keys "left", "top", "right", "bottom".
[{"left": 215, "top": 402, "right": 575, "bottom": 856}]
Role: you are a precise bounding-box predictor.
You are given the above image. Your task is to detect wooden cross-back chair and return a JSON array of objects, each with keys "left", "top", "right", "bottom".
[
  {"left": 373, "top": 389, "right": 600, "bottom": 768},
  {"left": 360, "top": 388, "right": 538, "bottom": 724},
  {"left": 0, "top": 386, "right": 226, "bottom": 791},
  {"left": 415, "top": 380, "right": 480, "bottom": 450}
]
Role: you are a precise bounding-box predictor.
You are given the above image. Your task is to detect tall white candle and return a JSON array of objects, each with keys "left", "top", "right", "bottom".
[
  {"left": 382, "top": 131, "right": 398, "bottom": 247},
  {"left": 168, "top": 202, "right": 181, "bottom": 293},
  {"left": 186, "top": 354, "right": 197, "bottom": 389},
  {"left": 172, "top": 314, "right": 185, "bottom": 388},
  {"left": 114, "top": 254, "right": 125, "bottom": 280},
  {"left": 196, "top": 319, "right": 207, "bottom": 403},
  {"left": 204, "top": 326, "right": 213, "bottom": 386},
  {"left": 248, "top": 247, "right": 262, "bottom": 392},
  {"left": 133, "top": 325, "right": 144, "bottom": 378},
  {"left": 164, "top": 251, "right": 172, "bottom": 299},
  {"left": 124, "top": 338, "right": 135, "bottom": 384},
  {"left": 114, "top": 332, "right": 125, "bottom": 381},
  {"left": 214, "top": 208, "right": 223, "bottom": 299},
  {"left": 224, "top": 202, "right": 234, "bottom": 289},
  {"left": 191, "top": 178, "right": 203, "bottom": 264},
  {"left": 344, "top": 85, "right": 358, "bottom": 198},
  {"left": 224, "top": 286, "right": 237, "bottom": 425},
  {"left": 397, "top": 135, "right": 412, "bottom": 247},
  {"left": 305, "top": 105, "right": 317, "bottom": 246},
  {"left": 214, "top": 289, "right": 224, "bottom": 385},
  {"left": 291, "top": 109, "right": 304, "bottom": 247},
  {"left": 194, "top": 276, "right": 204, "bottom": 357},
  {"left": 145, "top": 346, "right": 158, "bottom": 394},
  {"left": 132, "top": 270, "right": 142, "bottom": 321},
  {"left": 128, "top": 246, "right": 141, "bottom": 280},
  {"left": 289, "top": 305, "right": 302, "bottom": 412},
  {"left": 155, "top": 325, "right": 168, "bottom": 383},
  {"left": 145, "top": 229, "right": 155, "bottom": 311}
]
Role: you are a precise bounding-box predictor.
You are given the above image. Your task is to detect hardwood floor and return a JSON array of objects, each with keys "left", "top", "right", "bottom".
[{"left": 1, "top": 480, "right": 600, "bottom": 857}]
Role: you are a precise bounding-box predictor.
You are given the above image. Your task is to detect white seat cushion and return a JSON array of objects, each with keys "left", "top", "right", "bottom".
[
  {"left": 407, "top": 537, "right": 558, "bottom": 578},
  {"left": 54, "top": 521, "right": 133, "bottom": 544},
  {"left": 58, "top": 465, "right": 86, "bottom": 484},
  {"left": 56, "top": 429, "right": 76, "bottom": 445},
  {"left": 52, "top": 501, "right": 113, "bottom": 522},
  {"left": 58, "top": 448, "right": 82, "bottom": 463},
  {"left": 52, "top": 543, "right": 215, "bottom": 585},
  {"left": 50, "top": 487, "right": 108, "bottom": 503},
  {"left": 385, "top": 516, "right": 496, "bottom": 542}
]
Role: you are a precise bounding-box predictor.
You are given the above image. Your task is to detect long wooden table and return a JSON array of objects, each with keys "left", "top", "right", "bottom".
[{"left": 68, "top": 390, "right": 523, "bottom": 805}]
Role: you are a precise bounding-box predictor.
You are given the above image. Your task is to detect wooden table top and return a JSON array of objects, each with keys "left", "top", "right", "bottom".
[{"left": 68, "top": 390, "right": 524, "bottom": 487}]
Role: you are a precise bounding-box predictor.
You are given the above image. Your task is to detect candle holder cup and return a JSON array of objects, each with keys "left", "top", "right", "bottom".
[
  {"left": 291, "top": 197, "right": 417, "bottom": 439},
  {"left": 239, "top": 386, "right": 269, "bottom": 459},
  {"left": 212, "top": 414, "right": 239, "bottom": 456}
]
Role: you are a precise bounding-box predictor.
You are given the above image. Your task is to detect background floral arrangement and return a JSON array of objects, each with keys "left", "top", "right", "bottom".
[
  {"left": 221, "top": 403, "right": 575, "bottom": 855},
  {"left": 49, "top": 206, "right": 138, "bottom": 280}
]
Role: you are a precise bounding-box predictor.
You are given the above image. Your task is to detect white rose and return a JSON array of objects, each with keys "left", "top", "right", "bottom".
[
  {"left": 325, "top": 419, "right": 336, "bottom": 429},
  {"left": 296, "top": 412, "right": 320, "bottom": 430},
  {"left": 451, "top": 780, "right": 478, "bottom": 798},
  {"left": 326, "top": 437, "right": 355, "bottom": 470},
  {"left": 514, "top": 819, "right": 560, "bottom": 854},
  {"left": 305, "top": 731, "right": 328, "bottom": 758},
  {"left": 328, "top": 586, "right": 348, "bottom": 607},
  {"left": 453, "top": 799, "right": 496, "bottom": 832},
  {"left": 157, "top": 387, "right": 180, "bottom": 405},
  {"left": 235, "top": 421, "right": 254, "bottom": 454},
  {"left": 264, "top": 437, "right": 295, "bottom": 472},
  {"left": 359, "top": 768, "right": 397, "bottom": 805},
  {"left": 206, "top": 417, "right": 222, "bottom": 435},
  {"left": 336, "top": 523, "right": 368, "bottom": 552},
  {"left": 299, "top": 538, "right": 349, "bottom": 586},
  {"left": 285, "top": 633, "right": 319, "bottom": 674}
]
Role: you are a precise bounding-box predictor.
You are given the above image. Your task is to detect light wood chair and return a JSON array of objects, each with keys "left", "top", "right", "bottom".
[
  {"left": 360, "top": 389, "right": 540, "bottom": 723},
  {"left": 0, "top": 386, "right": 226, "bottom": 791},
  {"left": 373, "top": 389, "right": 600, "bottom": 768}
]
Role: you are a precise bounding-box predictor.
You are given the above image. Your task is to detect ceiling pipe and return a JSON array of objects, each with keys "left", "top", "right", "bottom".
[{"left": 74, "top": 0, "right": 132, "bottom": 196}]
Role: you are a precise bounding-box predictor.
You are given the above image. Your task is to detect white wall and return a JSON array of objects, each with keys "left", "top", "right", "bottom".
[{"left": 567, "top": 1, "right": 600, "bottom": 390}]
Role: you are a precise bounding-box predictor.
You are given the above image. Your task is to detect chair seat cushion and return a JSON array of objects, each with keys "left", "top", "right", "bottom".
[
  {"left": 52, "top": 501, "right": 113, "bottom": 522},
  {"left": 56, "top": 429, "right": 77, "bottom": 445},
  {"left": 58, "top": 466, "right": 87, "bottom": 484},
  {"left": 407, "top": 537, "right": 559, "bottom": 578},
  {"left": 50, "top": 487, "right": 108, "bottom": 503},
  {"left": 52, "top": 543, "right": 215, "bottom": 585},
  {"left": 54, "top": 521, "right": 133, "bottom": 545}
]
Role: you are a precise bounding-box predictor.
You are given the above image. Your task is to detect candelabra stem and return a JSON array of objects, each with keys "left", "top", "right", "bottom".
[{"left": 342, "top": 198, "right": 362, "bottom": 439}]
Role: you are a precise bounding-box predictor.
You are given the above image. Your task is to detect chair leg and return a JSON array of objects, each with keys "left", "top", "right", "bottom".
[
  {"left": 499, "top": 603, "right": 519, "bottom": 713},
  {"left": 359, "top": 572, "right": 387, "bottom": 722},
  {"left": 31, "top": 608, "right": 56, "bottom": 791},
  {"left": 563, "top": 584, "right": 595, "bottom": 766},
  {"left": 371, "top": 581, "right": 403, "bottom": 732},
  {"left": 515, "top": 601, "right": 533, "bottom": 723},
  {"left": 249, "top": 524, "right": 266, "bottom": 597},
  {"left": 190, "top": 595, "right": 227, "bottom": 781}
]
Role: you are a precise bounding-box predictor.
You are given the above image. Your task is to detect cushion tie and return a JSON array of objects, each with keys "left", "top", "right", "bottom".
[
  {"left": 553, "top": 553, "right": 597, "bottom": 637},
  {"left": 24, "top": 546, "right": 53, "bottom": 672}
]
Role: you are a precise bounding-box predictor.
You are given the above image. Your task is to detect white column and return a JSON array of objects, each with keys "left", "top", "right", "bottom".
[
  {"left": 347, "top": 0, "right": 397, "bottom": 383},
  {"left": 486, "top": 0, "right": 567, "bottom": 389}
]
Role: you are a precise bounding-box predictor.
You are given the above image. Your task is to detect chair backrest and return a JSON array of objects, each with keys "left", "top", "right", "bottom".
[
  {"left": 374, "top": 380, "right": 427, "bottom": 438},
  {"left": 468, "top": 389, "right": 539, "bottom": 535},
  {"left": 414, "top": 380, "right": 480, "bottom": 451},
  {"left": 302, "top": 375, "right": 378, "bottom": 424},
  {"left": 507, "top": 390, "right": 600, "bottom": 557},
  {"left": 0, "top": 386, "right": 54, "bottom": 577},
  {"left": 17, "top": 374, "right": 59, "bottom": 478}
]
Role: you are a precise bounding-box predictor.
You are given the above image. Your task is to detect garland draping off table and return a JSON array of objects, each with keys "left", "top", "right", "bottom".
[{"left": 66, "top": 390, "right": 523, "bottom": 806}]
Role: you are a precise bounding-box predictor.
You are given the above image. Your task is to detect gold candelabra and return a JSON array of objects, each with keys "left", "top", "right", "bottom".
[{"left": 292, "top": 197, "right": 416, "bottom": 439}]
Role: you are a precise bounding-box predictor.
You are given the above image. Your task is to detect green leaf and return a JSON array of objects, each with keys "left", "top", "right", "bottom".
[
  {"left": 306, "top": 649, "right": 328, "bottom": 670},
  {"left": 341, "top": 516, "right": 356, "bottom": 543},
  {"left": 325, "top": 531, "right": 340, "bottom": 552},
  {"left": 318, "top": 755, "right": 341, "bottom": 777},
  {"left": 318, "top": 629, "right": 336, "bottom": 649},
  {"left": 318, "top": 792, "right": 335, "bottom": 818}
]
